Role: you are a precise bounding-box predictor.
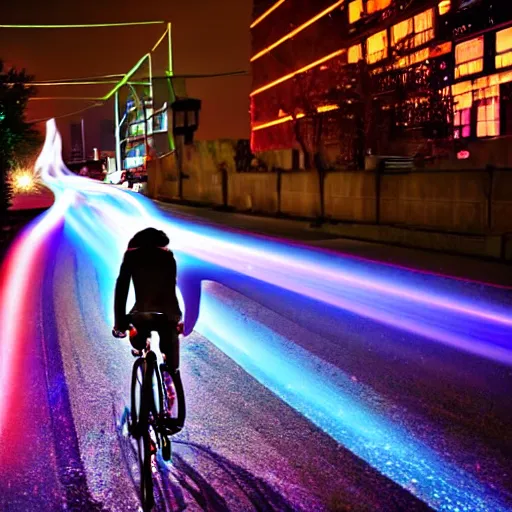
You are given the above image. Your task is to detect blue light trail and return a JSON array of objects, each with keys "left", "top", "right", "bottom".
[{"left": 1, "top": 120, "right": 510, "bottom": 511}]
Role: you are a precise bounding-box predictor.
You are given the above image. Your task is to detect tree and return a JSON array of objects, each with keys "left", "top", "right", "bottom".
[
  {"left": 272, "top": 65, "right": 340, "bottom": 221},
  {"left": 0, "top": 61, "right": 39, "bottom": 222}
]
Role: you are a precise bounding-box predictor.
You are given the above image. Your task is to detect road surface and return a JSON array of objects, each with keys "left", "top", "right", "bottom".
[{"left": 1, "top": 125, "right": 511, "bottom": 511}]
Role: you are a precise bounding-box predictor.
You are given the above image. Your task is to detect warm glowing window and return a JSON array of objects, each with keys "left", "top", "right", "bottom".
[
  {"left": 414, "top": 9, "right": 434, "bottom": 47},
  {"left": 366, "top": 30, "right": 388, "bottom": 64},
  {"left": 454, "top": 108, "right": 471, "bottom": 138},
  {"left": 349, "top": 0, "right": 364, "bottom": 23},
  {"left": 395, "top": 48, "right": 429, "bottom": 68},
  {"left": 367, "top": 0, "right": 392, "bottom": 15},
  {"left": 452, "top": 80, "right": 472, "bottom": 97},
  {"left": 477, "top": 97, "right": 500, "bottom": 137},
  {"left": 496, "top": 27, "right": 512, "bottom": 69},
  {"left": 455, "top": 37, "right": 484, "bottom": 79},
  {"left": 391, "top": 18, "right": 413, "bottom": 47},
  {"left": 454, "top": 91, "right": 473, "bottom": 110},
  {"left": 348, "top": 44, "right": 363, "bottom": 64},
  {"left": 473, "top": 84, "right": 499, "bottom": 101},
  {"left": 391, "top": 9, "right": 433, "bottom": 49},
  {"left": 438, "top": 0, "right": 451, "bottom": 15}
]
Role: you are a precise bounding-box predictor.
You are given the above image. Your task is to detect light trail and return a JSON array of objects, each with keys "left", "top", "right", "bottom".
[{"left": 1, "top": 120, "right": 511, "bottom": 510}]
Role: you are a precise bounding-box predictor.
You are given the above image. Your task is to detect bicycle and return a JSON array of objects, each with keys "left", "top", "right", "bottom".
[{"left": 113, "top": 313, "right": 185, "bottom": 512}]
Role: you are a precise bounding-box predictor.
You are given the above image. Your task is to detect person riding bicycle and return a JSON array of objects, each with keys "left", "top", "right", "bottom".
[{"left": 112, "top": 227, "right": 185, "bottom": 433}]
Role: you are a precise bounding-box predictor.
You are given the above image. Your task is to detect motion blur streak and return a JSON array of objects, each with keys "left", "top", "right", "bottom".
[
  {"left": 0, "top": 192, "right": 73, "bottom": 437},
  {"left": 0, "top": 120, "right": 509, "bottom": 511}
]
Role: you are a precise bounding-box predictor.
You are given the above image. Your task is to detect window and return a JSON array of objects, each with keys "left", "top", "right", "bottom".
[
  {"left": 391, "top": 9, "right": 434, "bottom": 50},
  {"left": 438, "top": 0, "right": 451, "bottom": 15},
  {"left": 366, "top": 30, "right": 388, "bottom": 64},
  {"left": 477, "top": 97, "right": 500, "bottom": 137},
  {"left": 413, "top": 9, "right": 434, "bottom": 47},
  {"left": 367, "top": 0, "right": 392, "bottom": 15},
  {"left": 349, "top": 0, "right": 364, "bottom": 24},
  {"left": 348, "top": 44, "right": 363, "bottom": 64},
  {"left": 455, "top": 37, "right": 484, "bottom": 79},
  {"left": 391, "top": 18, "right": 413, "bottom": 47},
  {"left": 454, "top": 108, "right": 471, "bottom": 138},
  {"left": 395, "top": 48, "right": 430, "bottom": 69},
  {"left": 496, "top": 27, "right": 512, "bottom": 69}
]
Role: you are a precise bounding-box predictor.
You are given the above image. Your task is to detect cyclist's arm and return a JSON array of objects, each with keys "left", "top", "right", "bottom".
[{"left": 114, "top": 252, "right": 132, "bottom": 330}]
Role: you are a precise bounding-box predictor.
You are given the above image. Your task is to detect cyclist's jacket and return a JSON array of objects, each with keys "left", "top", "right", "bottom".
[{"left": 114, "top": 245, "right": 182, "bottom": 330}]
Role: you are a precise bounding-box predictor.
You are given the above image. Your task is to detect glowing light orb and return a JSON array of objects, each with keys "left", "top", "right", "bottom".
[{"left": 10, "top": 169, "right": 38, "bottom": 194}]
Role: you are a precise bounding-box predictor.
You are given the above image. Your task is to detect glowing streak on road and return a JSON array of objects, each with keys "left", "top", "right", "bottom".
[
  {"left": 0, "top": 192, "right": 73, "bottom": 437},
  {"left": 1, "top": 120, "right": 511, "bottom": 510}
]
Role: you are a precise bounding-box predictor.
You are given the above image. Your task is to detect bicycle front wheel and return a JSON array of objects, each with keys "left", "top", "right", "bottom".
[{"left": 130, "top": 358, "right": 145, "bottom": 434}]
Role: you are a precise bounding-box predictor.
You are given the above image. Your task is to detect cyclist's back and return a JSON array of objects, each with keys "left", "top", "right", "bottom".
[
  {"left": 113, "top": 227, "right": 185, "bottom": 429},
  {"left": 114, "top": 228, "right": 181, "bottom": 328}
]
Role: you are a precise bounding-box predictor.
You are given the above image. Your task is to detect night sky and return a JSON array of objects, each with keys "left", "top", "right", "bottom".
[{"left": 0, "top": 0, "right": 252, "bottom": 157}]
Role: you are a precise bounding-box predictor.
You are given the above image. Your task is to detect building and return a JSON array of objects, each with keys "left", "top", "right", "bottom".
[
  {"left": 100, "top": 119, "right": 115, "bottom": 153},
  {"left": 69, "top": 121, "right": 84, "bottom": 162},
  {"left": 250, "top": 0, "right": 512, "bottom": 168},
  {"left": 118, "top": 76, "right": 188, "bottom": 176}
]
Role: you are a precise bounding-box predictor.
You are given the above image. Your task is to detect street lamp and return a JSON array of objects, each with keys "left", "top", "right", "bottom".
[
  {"left": 171, "top": 98, "right": 201, "bottom": 198},
  {"left": 171, "top": 98, "right": 201, "bottom": 145}
]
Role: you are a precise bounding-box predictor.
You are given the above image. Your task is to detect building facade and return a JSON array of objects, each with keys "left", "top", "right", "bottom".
[{"left": 250, "top": 0, "right": 512, "bottom": 167}]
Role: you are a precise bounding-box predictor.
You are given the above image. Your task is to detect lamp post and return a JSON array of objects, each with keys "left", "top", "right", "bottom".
[{"left": 171, "top": 98, "right": 202, "bottom": 199}]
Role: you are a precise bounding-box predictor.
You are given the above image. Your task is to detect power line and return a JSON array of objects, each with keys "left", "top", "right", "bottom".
[
  {"left": 31, "top": 73, "right": 124, "bottom": 84},
  {"left": 148, "top": 70, "right": 249, "bottom": 79},
  {"left": 0, "top": 21, "right": 165, "bottom": 29}
]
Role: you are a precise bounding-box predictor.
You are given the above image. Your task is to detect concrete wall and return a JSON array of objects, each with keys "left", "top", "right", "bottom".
[
  {"left": 228, "top": 173, "right": 278, "bottom": 212},
  {"left": 280, "top": 172, "right": 321, "bottom": 218},
  {"left": 325, "top": 172, "right": 377, "bottom": 223},
  {"left": 147, "top": 152, "right": 179, "bottom": 200},
  {"left": 148, "top": 145, "right": 512, "bottom": 236},
  {"left": 380, "top": 171, "right": 490, "bottom": 233},
  {"left": 180, "top": 141, "right": 230, "bottom": 204}
]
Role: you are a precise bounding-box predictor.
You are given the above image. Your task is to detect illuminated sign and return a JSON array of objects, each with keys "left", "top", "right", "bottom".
[{"left": 457, "top": 150, "right": 470, "bottom": 159}]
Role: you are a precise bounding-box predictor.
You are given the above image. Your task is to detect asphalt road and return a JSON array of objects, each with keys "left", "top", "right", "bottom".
[{"left": 1, "top": 193, "right": 511, "bottom": 512}]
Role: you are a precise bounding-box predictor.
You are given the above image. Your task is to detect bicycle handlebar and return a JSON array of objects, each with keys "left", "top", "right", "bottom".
[{"left": 112, "top": 322, "right": 184, "bottom": 339}]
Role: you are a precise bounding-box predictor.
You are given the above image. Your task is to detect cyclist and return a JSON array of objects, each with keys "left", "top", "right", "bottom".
[{"left": 112, "top": 227, "right": 185, "bottom": 433}]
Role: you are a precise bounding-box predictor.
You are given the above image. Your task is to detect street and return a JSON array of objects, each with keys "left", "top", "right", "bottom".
[{"left": 1, "top": 125, "right": 512, "bottom": 511}]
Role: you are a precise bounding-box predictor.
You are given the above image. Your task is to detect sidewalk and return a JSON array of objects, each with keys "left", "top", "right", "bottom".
[{"left": 155, "top": 201, "right": 512, "bottom": 288}]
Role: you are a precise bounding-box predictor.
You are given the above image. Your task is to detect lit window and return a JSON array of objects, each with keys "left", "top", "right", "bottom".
[
  {"left": 348, "top": 44, "right": 363, "bottom": 64},
  {"left": 367, "top": 0, "right": 392, "bottom": 15},
  {"left": 395, "top": 48, "right": 430, "bottom": 68},
  {"left": 477, "top": 97, "right": 500, "bottom": 137},
  {"left": 413, "top": 9, "right": 434, "bottom": 47},
  {"left": 473, "top": 84, "right": 499, "bottom": 101},
  {"left": 438, "top": 0, "right": 451, "bottom": 15},
  {"left": 454, "top": 91, "right": 473, "bottom": 110},
  {"left": 391, "top": 9, "right": 434, "bottom": 49},
  {"left": 452, "top": 80, "right": 472, "bottom": 97},
  {"left": 496, "top": 27, "right": 512, "bottom": 69},
  {"left": 455, "top": 37, "right": 484, "bottom": 79},
  {"left": 391, "top": 18, "right": 413, "bottom": 47},
  {"left": 366, "top": 30, "right": 388, "bottom": 64},
  {"left": 349, "top": 0, "right": 364, "bottom": 24},
  {"left": 454, "top": 108, "right": 471, "bottom": 138}
]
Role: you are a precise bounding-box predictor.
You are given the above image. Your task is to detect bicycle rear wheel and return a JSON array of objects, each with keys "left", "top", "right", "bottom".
[{"left": 138, "top": 429, "right": 154, "bottom": 511}]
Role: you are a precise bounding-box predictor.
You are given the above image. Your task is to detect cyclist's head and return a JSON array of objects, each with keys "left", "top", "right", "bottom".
[{"left": 128, "top": 227, "right": 169, "bottom": 249}]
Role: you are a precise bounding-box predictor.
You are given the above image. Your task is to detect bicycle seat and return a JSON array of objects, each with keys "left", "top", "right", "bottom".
[{"left": 130, "top": 312, "right": 167, "bottom": 331}]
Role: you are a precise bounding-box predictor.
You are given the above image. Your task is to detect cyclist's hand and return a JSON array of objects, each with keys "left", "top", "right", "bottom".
[{"left": 112, "top": 327, "right": 127, "bottom": 339}]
